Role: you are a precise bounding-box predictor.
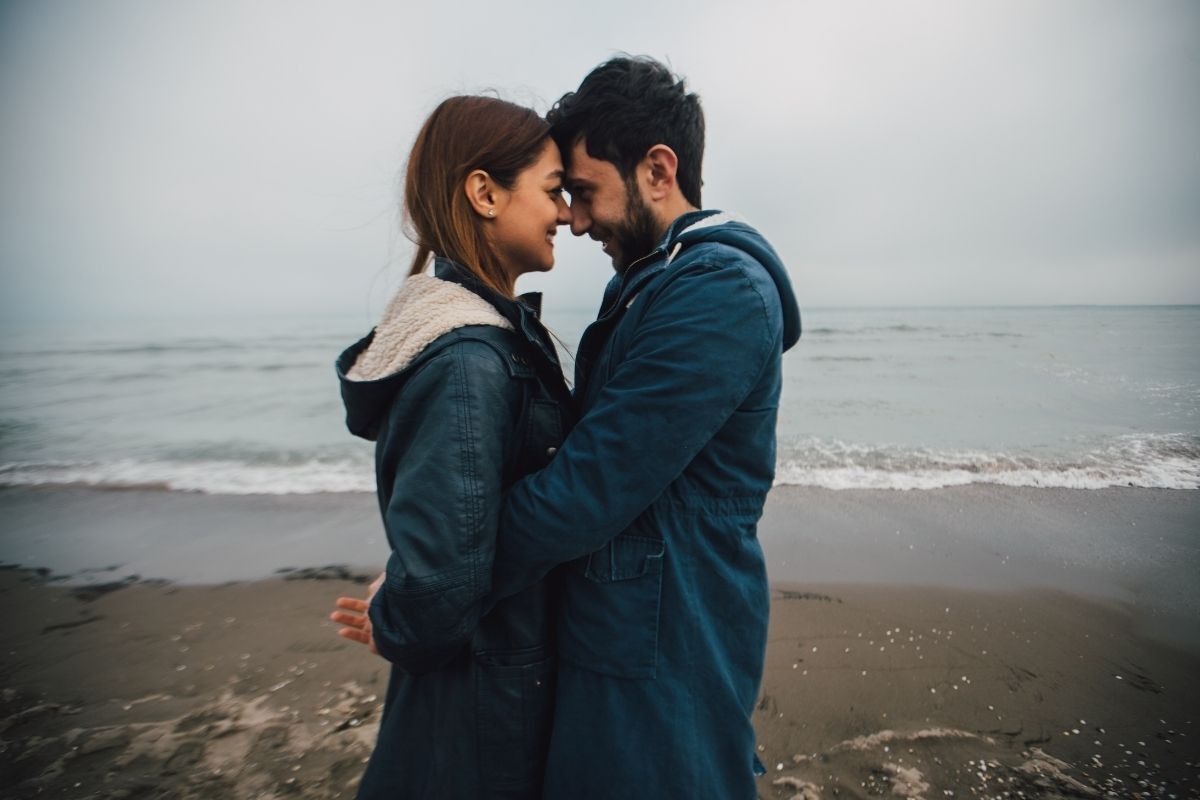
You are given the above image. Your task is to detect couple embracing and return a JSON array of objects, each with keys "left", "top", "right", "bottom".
[{"left": 331, "top": 56, "right": 801, "bottom": 799}]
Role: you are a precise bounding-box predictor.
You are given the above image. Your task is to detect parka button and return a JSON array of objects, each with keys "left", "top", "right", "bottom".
[
  {"left": 510, "top": 352, "right": 527, "bottom": 365},
  {"left": 546, "top": 446, "right": 558, "bottom": 457}
]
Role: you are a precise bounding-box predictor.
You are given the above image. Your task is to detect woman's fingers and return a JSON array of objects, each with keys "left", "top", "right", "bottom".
[
  {"left": 337, "top": 627, "right": 372, "bottom": 645},
  {"left": 328, "top": 592, "right": 377, "bottom": 651},
  {"left": 329, "top": 610, "right": 368, "bottom": 628}
]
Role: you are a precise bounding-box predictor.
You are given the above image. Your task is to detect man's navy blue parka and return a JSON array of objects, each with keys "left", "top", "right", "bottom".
[{"left": 490, "top": 210, "right": 802, "bottom": 799}]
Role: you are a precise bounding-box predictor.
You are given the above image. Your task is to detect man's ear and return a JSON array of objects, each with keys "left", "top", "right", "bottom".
[
  {"left": 464, "top": 170, "right": 508, "bottom": 219},
  {"left": 642, "top": 144, "right": 680, "bottom": 202}
]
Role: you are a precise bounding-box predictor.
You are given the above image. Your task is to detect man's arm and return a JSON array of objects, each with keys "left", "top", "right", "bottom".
[{"left": 490, "top": 259, "right": 781, "bottom": 599}]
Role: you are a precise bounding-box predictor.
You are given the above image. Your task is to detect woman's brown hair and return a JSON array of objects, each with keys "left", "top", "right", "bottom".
[{"left": 403, "top": 96, "right": 550, "bottom": 296}]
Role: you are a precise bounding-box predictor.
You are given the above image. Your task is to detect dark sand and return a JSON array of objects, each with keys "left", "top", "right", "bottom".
[
  {"left": 0, "top": 568, "right": 381, "bottom": 799},
  {"left": 1, "top": 485, "right": 1198, "bottom": 798},
  {"left": 757, "top": 584, "right": 1199, "bottom": 799}
]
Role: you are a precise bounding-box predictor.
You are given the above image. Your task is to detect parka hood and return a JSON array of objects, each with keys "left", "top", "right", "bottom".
[
  {"left": 669, "top": 211, "right": 802, "bottom": 351},
  {"left": 336, "top": 272, "right": 513, "bottom": 440}
]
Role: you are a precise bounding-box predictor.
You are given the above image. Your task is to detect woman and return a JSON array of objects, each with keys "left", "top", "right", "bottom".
[{"left": 329, "top": 95, "right": 573, "bottom": 799}]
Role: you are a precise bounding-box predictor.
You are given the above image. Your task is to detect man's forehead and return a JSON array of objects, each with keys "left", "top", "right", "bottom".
[{"left": 565, "top": 139, "right": 620, "bottom": 185}]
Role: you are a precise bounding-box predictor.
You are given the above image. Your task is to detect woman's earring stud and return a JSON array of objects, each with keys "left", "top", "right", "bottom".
[{"left": 488, "top": 209, "right": 495, "bottom": 217}]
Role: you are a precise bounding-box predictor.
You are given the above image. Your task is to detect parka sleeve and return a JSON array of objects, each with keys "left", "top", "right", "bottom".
[
  {"left": 367, "top": 341, "right": 520, "bottom": 673},
  {"left": 489, "top": 260, "right": 782, "bottom": 600}
]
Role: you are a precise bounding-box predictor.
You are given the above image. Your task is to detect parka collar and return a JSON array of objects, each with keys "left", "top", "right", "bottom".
[
  {"left": 619, "top": 210, "right": 720, "bottom": 278},
  {"left": 592, "top": 209, "right": 800, "bottom": 351},
  {"left": 597, "top": 210, "right": 725, "bottom": 317}
]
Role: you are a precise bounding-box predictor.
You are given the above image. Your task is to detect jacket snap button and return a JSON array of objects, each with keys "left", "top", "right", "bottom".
[
  {"left": 511, "top": 352, "right": 526, "bottom": 365},
  {"left": 545, "top": 446, "right": 558, "bottom": 457}
]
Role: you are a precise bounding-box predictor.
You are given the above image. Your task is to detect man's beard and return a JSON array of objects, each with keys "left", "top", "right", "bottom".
[{"left": 610, "top": 183, "right": 661, "bottom": 273}]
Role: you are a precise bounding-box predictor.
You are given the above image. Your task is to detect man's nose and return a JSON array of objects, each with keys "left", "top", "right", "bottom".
[
  {"left": 555, "top": 196, "right": 573, "bottom": 227},
  {"left": 569, "top": 203, "right": 591, "bottom": 237}
]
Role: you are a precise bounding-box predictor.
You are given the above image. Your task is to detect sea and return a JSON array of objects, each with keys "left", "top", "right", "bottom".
[{"left": 1, "top": 305, "right": 1197, "bottom": 495}]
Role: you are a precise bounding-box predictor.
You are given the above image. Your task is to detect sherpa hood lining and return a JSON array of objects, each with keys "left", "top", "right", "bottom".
[{"left": 345, "top": 274, "right": 513, "bottom": 382}]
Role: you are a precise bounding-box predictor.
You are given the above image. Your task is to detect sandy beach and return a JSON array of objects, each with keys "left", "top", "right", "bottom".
[{"left": 1, "top": 485, "right": 1198, "bottom": 798}]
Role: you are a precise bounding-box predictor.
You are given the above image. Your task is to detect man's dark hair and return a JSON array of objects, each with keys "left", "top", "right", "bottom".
[{"left": 547, "top": 56, "right": 705, "bottom": 207}]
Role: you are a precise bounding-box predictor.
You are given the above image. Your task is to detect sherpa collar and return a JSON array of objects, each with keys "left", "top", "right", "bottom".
[{"left": 345, "top": 273, "right": 513, "bottom": 381}]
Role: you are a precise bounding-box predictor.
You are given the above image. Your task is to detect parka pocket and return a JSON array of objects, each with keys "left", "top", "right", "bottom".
[
  {"left": 559, "top": 534, "right": 665, "bottom": 679},
  {"left": 475, "top": 646, "right": 555, "bottom": 793}
]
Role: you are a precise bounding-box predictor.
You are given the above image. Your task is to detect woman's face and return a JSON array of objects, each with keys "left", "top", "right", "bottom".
[{"left": 489, "top": 139, "right": 573, "bottom": 282}]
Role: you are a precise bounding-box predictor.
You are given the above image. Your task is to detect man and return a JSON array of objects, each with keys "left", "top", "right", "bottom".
[{"left": 488, "top": 57, "right": 802, "bottom": 799}]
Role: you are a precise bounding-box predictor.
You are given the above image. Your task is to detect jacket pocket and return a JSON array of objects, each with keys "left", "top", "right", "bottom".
[
  {"left": 559, "top": 534, "right": 665, "bottom": 679},
  {"left": 475, "top": 646, "right": 555, "bottom": 793},
  {"left": 513, "top": 397, "right": 566, "bottom": 475}
]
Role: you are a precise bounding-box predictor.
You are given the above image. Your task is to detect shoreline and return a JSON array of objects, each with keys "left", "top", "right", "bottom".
[
  {"left": 761, "top": 483, "right": 1200, "bottom": 653},
  {"left": 2, "top": 483, "right": 1196, "bottom": 650}
]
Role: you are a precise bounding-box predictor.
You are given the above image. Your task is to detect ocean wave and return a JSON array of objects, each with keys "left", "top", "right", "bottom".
[
  {"left": 8, "top": 341, "right": 251, "bottom": 357},
  {"left": 804, "top": 324, "right": 941, "bottom": 337},
  {"left": 5, "top": 337, "right": 344, "bottom": 359},
  {"left": 2, "top": 433, "right": 1197, "bottom": 494},
  {"left": 936, "top": 331, "right": 1024, "bottom": 340},
  {"left": 774, "top": 433, "right": 1200, "bottom": 490},
  {"left": 0, "top": 457, "right": 375, "bottom": 495}
]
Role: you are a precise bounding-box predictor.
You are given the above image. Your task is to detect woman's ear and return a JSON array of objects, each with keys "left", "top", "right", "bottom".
[{"left": 464, "top": 169, "right": 508, "bottom": 220}]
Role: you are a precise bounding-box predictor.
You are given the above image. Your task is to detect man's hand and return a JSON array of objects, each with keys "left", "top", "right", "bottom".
[{"left": 330, "top": 572, "right": 385, "bottom": 655}]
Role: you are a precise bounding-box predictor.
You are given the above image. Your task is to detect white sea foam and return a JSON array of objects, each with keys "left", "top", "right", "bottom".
[
  {"left": 0, "top": 458, "right": 376, "bottom": 495},
  {"left": 2, "top": 433, "right": 1197, "bottom": 494},
  {"left": 773, "top": 433, "right": 1200, "bottom": 491}
]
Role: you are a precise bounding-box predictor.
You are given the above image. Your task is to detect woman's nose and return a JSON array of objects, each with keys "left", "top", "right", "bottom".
[{"left": 556, "top": 196, "right": 573, "bottom": 226}]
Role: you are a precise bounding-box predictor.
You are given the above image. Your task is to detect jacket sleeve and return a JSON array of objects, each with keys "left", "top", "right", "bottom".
[
  {"left": 490, "top": 260, "right": 781, "bottom": 599},
  {"left": 368, "top": 341, "right": 520, "bottom": 673}
]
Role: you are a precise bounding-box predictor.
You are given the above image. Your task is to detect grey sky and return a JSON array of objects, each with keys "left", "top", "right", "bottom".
[{"left": 1, "top": 0, "right": 1197, "bottom": 323}]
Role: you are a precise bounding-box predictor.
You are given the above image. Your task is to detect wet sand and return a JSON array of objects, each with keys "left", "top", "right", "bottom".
[
  {"left": 759, "top": 484, "right": 1200, "bottom": 653},
  {"left": 2, "top": 570, "right": 1197, "bottom": 798},
  {"left": 1, "top": 485, "right": 1198, "bottom": 797}
]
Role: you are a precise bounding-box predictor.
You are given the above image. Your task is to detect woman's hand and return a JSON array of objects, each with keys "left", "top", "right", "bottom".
[{"left": 330, "top": 572, "right": 385, "bottom": 655}]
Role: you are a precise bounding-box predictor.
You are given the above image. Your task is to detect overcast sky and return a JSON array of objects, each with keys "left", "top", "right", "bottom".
[{"left": 1, "top": 0, "right": 1198, "bottom": 323}]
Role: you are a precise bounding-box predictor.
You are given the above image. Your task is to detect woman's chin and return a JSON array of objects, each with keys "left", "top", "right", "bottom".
[{"left": 512, "top": 262, "right": 553, "bottom": 284}]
